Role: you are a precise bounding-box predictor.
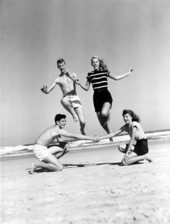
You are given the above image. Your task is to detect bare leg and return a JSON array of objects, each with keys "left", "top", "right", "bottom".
[
  {"left": 48, "top": 145, "right": 65, "bottom": 154},
  {"left": 30, "top": 154, "right": 63, "bottom": 174},
  {"left": 74, "top": 107, "right": 86, "bottom": 135},
  {"left": 97, "top": 103, "right": 113, "bottom": 140},
  {"left": 97, "top": 113, "right": 109, "bottom": 132},
  {"left": 97, "top": 102, "right": 112, "bottom": 132},
  {"left": 61, "top": 98, "right": 78, "bottom": 122},
  {"left": 48, "top": 144, "right": 69, "bottom": 159},
  {"left": 122, "top": 152, "right": 152, "bottom": 166},
  {"left": 30, "top": 163, "right": 36, "bottom": 174}
]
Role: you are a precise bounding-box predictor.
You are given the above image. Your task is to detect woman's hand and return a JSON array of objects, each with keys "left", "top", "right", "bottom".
[
  {"left": 128, "top": 68, "right": 133, "bottom": 74},
  {"left": 75, "top": 79, "right": 81, "bottom": 85},
  {"left": 41, "top": 85, "right": 48, "bottom": 93}
]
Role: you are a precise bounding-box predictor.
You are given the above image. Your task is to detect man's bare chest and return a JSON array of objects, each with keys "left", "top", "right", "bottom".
[{"left": 58, "top": 75, "right": 73, "bottom": 86}]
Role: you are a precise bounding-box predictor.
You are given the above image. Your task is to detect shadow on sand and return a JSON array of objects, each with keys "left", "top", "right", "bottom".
[
  {"left": 27, "top": 162, "right": 122, "bottom": 174},
  {"left": 63, "top": 162, "right": 121, "bottom": 168}
]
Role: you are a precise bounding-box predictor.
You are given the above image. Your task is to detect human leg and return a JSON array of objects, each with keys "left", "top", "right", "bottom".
[
  {"left": 97, "top": 113, "right": 111, "bottom": 133},
  {"left": 121, "top": 152, "right": 152, "bottom": 166},
  {"left": 30, "top": 154, "right": 63, "bottom": 174},
  {"left": 93, "top": 89, "right": 113, "bottom": 138},
  {"left": 56, "top": 144, "right": 69, "bottom": 159},
  {"left": 48, "top": 144, "right": 69, "bottom": 159},
  {"left": 96, "top": 102, "right": 113, "bottom": 141},
  {"left": 99, "top": 102, "right": 112, "bottom": 133},
  {"left": 97, "top": 112, "right": 113, "bottom": 142},
  {"left": 30, "top": 144, "right": 63, "bottom": 174},
  {"left": 74, "top": 107, "right": 86, "bottom": 135},
  {"left": 101, "top": 102, "right": 111, "bottom": 118},
  {"left": 61, "top": 97, "right": 78, "bottom": 122}
]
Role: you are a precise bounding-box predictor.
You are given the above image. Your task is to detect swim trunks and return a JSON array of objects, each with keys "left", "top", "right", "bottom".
[
  {"left": 93, "top": 89, "right": 113, "bottom": 112},
  {"left": 33, "top": 144, "right": 51, "bottom": 162},
  {"left": 63, "top": 94, "right": 82, "bottom": 109}
]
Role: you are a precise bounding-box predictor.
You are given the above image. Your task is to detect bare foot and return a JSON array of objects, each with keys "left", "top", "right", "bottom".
[
  {"left": 29, "top": 163, "right": 36, "bottom": 174},
  {"left": 137, "top": 160, "right": 146, "bottom": 164},
  {"left": 145, "top": 156, "right": 153, "bottom": 163}
]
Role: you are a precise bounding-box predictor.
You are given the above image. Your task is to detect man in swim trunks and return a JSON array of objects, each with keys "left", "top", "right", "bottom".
[
  {"left": 41, "top": 58, "right": 86, "bottom": 135},
  {"left": 30, "top": 114, "right": 99, "bottom": 174}
]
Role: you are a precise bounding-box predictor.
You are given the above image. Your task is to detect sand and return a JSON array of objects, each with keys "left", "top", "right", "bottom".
[{"left": 0, "top": 141, "right": 170, "bottom": 224}]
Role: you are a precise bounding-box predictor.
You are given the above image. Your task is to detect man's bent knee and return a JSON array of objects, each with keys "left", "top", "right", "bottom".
[{"left": 55, "top": 164, "right": 63, "bottom": 171}]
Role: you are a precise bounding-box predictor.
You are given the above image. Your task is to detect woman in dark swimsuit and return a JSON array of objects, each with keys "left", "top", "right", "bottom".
[{"left": 77, "top": 56, "right": 133, "bottom": 139}]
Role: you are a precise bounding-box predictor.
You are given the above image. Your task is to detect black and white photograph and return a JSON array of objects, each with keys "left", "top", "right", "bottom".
[{"left": 1, "top": 0, "right": 170, "bottom": 223}]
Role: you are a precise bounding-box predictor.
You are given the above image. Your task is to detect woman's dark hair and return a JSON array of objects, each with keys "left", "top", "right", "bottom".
[
  {"left": 57, "top": 58, "right": 66, "bottom": 65},
  {"left": 122, "top": 109, "right": 140, "bottom": 122},
  {"left": 54, "top": 114, "right": 66, "bottom": 124}
]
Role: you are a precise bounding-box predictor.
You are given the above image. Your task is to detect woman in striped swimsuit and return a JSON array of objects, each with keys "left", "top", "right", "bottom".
[{"left": 77, "top": 56, "right": 133, "bottom": 139}]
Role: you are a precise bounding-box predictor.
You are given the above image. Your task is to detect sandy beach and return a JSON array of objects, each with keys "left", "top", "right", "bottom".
[{"left": 1, "top": 140, "right": 170, "bottom": 224}]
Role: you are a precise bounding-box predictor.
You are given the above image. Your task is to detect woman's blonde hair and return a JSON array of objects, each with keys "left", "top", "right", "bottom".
[{"left": 91, "top": 56, "right": 108, "bottom": 71}]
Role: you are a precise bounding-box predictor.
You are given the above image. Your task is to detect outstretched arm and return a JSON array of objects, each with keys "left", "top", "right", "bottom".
[
  {"left": 41, "top": 78, "right": 58, "bottom": 94},
  {"left": 76, "top": 79, "right": 90, "bottom": 91},
  {"left": 66, "top": 71, "right": 77, "bottom": 82},
  {"left": 99, "top": 129, "right": 123, "bottom": 140},
  {"left": 59, "top": 129, "right": 99, "bottom": 142},
  {"left": 108, "top": 69, "right": 133, "bottom": 81}
]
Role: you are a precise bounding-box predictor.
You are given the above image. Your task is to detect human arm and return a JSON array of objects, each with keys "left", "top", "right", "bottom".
[
  {"left": 66, "top": 72, "right": 88, "bottom": 92},
  {"left": 66, "top": 71, "right": 78, "bottom": 82},
  {"left": 41, "top": 78, "right": 58, "bottom": 94},
  {"left": 76, "top": 79, "right": 90, "bottom": 91},
  {"left": 108, "top": 69, "right": 133, "bottom": 81},
  {"left": 99, "top": 129, "right": 123, "bottom": 140},
  {"left": 59, "top": 129, "right": 99, "bottom": 142},
  {"left": 124, "top": 126, "right": 136, "bottom": 157}
]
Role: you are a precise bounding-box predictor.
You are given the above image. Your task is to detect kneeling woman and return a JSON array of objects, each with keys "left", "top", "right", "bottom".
[{"left": 100, "top": 109, "right": 152, "bottom": 165}]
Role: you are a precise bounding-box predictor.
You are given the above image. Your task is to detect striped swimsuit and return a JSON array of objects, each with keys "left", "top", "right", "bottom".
[{"left": 87, "top": 70, "right": 113, "bottom": 112}]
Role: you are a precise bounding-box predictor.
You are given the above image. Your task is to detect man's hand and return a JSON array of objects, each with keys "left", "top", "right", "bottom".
[
  {"left": 75, "top": 79, "right": 80, "bottom": 85},
  {"left": 92, "top": 136, "right": 100, "bottom": 142},
  {"left": 71, "top": 73, "right": 78, "bottom": 82}
]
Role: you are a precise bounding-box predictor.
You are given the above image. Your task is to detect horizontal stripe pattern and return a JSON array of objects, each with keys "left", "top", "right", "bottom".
[{"left": 87, "top": 70, "right": 109, "bottom": 90}]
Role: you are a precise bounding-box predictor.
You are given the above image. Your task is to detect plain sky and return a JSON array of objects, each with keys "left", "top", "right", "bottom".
[{"left": 1, "top": 0, "right": 170, "bottom": 146}]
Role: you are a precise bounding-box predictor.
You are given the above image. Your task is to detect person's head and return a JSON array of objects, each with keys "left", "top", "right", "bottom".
[
  {"left": 54, "top": 114, "right": 66, "bottom": 128},
  {"left": 57, "top": 58, "right": 66, "bottom": 73},
  {"left": 91, "top": 56, "right": 107, "bottom": 71},
  {"left": 122, "top": 109, "right": 140, "bottom": 124}
]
